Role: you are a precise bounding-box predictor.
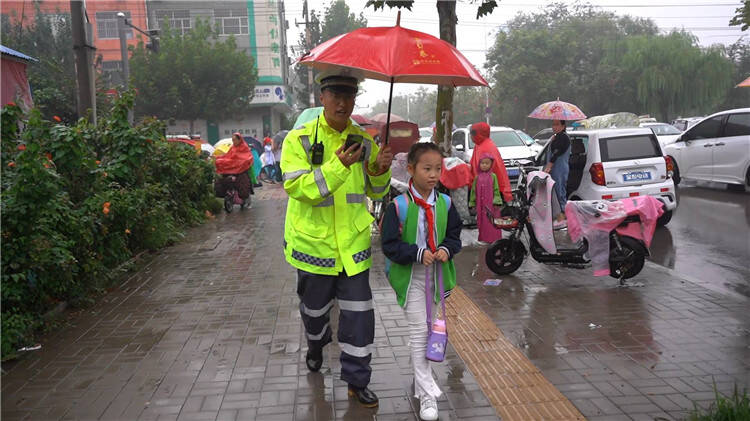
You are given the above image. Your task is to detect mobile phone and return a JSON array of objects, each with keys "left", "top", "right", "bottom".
[{"left": 344, "top": 134, "right": 363, "bottom": 151}]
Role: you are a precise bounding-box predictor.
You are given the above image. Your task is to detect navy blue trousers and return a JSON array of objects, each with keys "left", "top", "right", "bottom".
[{"left": 297, "top": 269, "right": 375, "bottom": 388}]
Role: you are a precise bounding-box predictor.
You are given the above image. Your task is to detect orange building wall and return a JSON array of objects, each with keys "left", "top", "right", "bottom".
[{"left": 1, "top": 0, "right": 148, "bottom": 62}]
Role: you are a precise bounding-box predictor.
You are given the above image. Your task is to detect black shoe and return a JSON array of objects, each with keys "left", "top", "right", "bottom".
[
  {"left": 305, "top": 349, "right": 322, "bottom": 372},
  {"left": 347, "top": 384, "right": 379, "bottom": 408}
]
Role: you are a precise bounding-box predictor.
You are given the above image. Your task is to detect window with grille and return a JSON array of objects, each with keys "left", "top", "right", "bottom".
[
  {"left": 214, "top": 9, "right": 248, "bottom": 35},
  {"left": 154, "top": 10, "right": 191, "bottom": 35},
  {"left": 96, "top": 11, "right": 132, "bottom": 39}
]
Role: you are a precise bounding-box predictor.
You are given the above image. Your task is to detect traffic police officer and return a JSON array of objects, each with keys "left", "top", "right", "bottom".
[{"left": 280, "top": 70, "right": 393, "bottom": 407}]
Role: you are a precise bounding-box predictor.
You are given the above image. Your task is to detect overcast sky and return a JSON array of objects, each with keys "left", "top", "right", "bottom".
[{"left": 283, "top": 0, "right": 746, "bottom": 113}]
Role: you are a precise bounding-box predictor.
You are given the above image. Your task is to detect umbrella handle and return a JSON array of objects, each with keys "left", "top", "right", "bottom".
[{"left": 384, "top": 77, "right": 394, "bottom": 145}]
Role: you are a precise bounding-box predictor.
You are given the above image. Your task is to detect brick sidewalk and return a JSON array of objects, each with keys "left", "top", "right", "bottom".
[
  {"left": 454, "top": 245, "right": 750, "bottom": 421},
  {"left": 3, "top": 184, "right": 748, "bottom": 421},
  {"left": 1, "top": 185, "right": 498, "bottom": 421}
]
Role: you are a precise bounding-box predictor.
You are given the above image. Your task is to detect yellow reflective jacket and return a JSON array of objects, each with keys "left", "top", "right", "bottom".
[{"left": 281, "top": 115, "right": 391, "bottom": 276}]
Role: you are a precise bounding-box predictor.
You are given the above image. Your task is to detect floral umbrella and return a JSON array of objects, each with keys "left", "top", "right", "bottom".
[
  {"left": 298, "top": 13, "right": 488, "bottom": 144},
  {"left": 528, "top": 98, "right": 587, "bottom": 121}
]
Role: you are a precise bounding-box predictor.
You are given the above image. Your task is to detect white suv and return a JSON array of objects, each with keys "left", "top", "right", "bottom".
[
  {"left": 536, "top": 128, "right": 677, "bottom": 225},
  {"left": 662, "top": 108, "right": 750, "bottom": 190},
  {"left": 452, "top": 125, "right": 537, "bottom": 180}
]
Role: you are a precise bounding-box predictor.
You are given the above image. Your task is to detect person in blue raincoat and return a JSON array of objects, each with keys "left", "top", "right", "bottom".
[{"left": 543, "top": 119, "right": 571, "bottom": 229}]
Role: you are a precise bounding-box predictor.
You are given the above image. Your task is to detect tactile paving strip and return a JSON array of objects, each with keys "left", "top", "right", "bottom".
[{"left": 446, "top": 287, "right": 586, "bottom": 420}]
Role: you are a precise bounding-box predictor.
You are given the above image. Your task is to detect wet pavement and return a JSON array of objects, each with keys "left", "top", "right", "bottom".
[
  {"left": 648, "top": 182, "right": 750, "bottom": 298},
  {"left": 456, "top": 237, "right": 750, "bottom": 420},
  {"left": 1, "top": 185, "right": 498, "bottom": 421},
  {"left": 2, "top": 183, "right": 749, "bottom": 421}
]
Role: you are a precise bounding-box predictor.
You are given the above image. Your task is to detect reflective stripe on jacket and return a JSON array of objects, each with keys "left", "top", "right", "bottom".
[{"left": 281, "top": 115, "right": 391, "bottom": 275}]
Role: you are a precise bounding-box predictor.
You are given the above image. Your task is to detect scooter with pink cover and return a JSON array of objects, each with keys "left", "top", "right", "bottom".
[{"left": 485, "top": 160, "right": 658, "bottom": 283}]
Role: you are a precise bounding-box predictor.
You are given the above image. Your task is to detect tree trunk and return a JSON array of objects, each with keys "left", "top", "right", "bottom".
[{"left": 435, "top": 1, "right": 457, "bottom": 156}]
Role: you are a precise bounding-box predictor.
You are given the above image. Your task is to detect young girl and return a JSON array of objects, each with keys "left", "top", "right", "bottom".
[
  {"left": 469, "top": 153, "right": 504, "bottom": 243},
  {"left": 261, "top": 137, "right": 277, "bottom": 182},
  {"left": 381, "top": 142, "right": 462, "bottom": 421}
]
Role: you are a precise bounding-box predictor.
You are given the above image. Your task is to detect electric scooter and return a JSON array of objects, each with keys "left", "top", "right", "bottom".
[{"left": 485, "top": 161, "right": 654, "bottom": 284}]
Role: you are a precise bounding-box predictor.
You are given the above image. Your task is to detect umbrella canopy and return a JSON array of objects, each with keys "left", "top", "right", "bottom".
[
  {"left": 737, "top": 76, "right": 750, "bottom": 87},
  {"left": 212, "top": 138, "right": 234, "bottom": 156},
  {"left": 528, "top": 99, "right": 587, "bottom": 121},
  {"left": 370, "top": 113, "right": 405, "bottom": 124},
  {"left": 272, "top": 130, "right": 289, "bottom": 149},
  {"left": 298, "top": 25, "right": 488, "bottom": 87},
  {"left": 298, "top": 16, "right": 488, "bottom": 145},
  {"left": 293, "top": 106, "right": 324, "bottom": 128}
]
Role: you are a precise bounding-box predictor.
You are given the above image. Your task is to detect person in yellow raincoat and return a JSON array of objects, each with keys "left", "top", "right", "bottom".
[{"left": 280, "top": 70, "right": 393, "bottom": 408}]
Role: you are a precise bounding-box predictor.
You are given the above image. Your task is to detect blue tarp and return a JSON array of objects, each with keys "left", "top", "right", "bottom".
[{"left": 0, "top": 45, "right": 37, "bottom": 62}]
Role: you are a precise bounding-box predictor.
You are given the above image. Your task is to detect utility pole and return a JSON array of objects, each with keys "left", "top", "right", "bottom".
[
  {"left": 70, "top": 1, "right": 96, "bottom": 124},
  {"left": 296, "top": 0, "right": 315, "bottom": 108},
  {"left": 117, "top": 12, "right": 133, "bottom": 123}
]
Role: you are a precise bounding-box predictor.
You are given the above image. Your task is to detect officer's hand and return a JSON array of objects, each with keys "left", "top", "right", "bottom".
[
  {"left": 434, "top": 249, "right": 449, "bottom": 263},
  {"left": 336, "top": 143, "right": 363, "bottom": 168},
  {"left": 422, "top": 249, "right": 435, "bottom": 266},
  {"left": 369, "top": 145, "right": 393, "bottom": 176}
]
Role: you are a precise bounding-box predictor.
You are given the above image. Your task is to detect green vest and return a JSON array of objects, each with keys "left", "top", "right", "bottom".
[{"left": 387, "top": 193, "right": 457, "bottom": 307}]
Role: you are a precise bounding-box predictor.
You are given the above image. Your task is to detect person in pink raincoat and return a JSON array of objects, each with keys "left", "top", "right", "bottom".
[
  {"left": 468, "top": 122, "right": 513, "bottom": 203},
  {"left": 469, "top": 153, "right": 504, "bottom": 243}
]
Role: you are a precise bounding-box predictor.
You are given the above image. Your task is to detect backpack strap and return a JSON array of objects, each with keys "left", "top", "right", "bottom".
[
  {"left": 439, "top": 192, "right": 452, "bottom": 210},
  {"left": 393, "top": 193, "right": 411, "bottom": 228}
]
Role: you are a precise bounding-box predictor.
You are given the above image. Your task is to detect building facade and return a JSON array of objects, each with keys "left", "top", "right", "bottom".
[
  {"left": 145, "top": 0, "right": 292, "bottom": 142},
  {"left": 1, "top": 0, "right": 148, "bottom": 83},
  {"left": 2, "top": 0, "right": 292, "bottom": 143}
]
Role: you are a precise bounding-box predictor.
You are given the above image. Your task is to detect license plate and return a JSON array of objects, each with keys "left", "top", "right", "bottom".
[
  {"left": 623, "top": 171, "right": 651, "bottom": 181},
  {"left": 507, "top": 168, "right": 519, "bottom": 178}
]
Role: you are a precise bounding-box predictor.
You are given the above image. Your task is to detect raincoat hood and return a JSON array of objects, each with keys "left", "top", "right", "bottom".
[
  {"left": 471, "top": 122, "right": 491, "bottom": 145},
  {"left": 478, "top": 152, "right": 495, "bottom": 171}
]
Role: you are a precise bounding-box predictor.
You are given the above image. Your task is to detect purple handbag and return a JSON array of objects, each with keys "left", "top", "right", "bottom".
[{"left": 425, "top": 263, "right": 447, "bottom": 362}]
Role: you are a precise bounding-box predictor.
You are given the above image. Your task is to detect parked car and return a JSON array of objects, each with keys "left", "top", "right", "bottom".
[
  {"left": 671, "top": 116, "right": 703, "bottom": 132},
  {"left": 532, "top": 128, "right": 554, "bottom": 144},
  {"left": 535, "top": 127, "right": 677, "bottom": 226},
  {"left": 662, "top": 108, "right": 750, "bottom": 190},
  {"left": 452, "top": 125, "right": 537, "bottom": 179},
  {"left": 639, "top": 122, "right": 682, "bottom": 147},
  {"left": 532, "top": 124, "right": 578, "bottom": 144},
  {"left": 515, "top": 129, "right": 544, "bottom": 154},
  {"left": 419, "top": 126, "right": 432, "bottom": 143}
]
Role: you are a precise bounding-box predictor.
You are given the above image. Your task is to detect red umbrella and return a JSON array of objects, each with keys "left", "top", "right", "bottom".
[{"left": 298, "top": 13, "right": 488, "bottom": 144}]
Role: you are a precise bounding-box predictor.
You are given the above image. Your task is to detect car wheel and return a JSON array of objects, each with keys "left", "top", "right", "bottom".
[
  {"left": 727, "top": 183, "right": 746, "bottom": 192},
  {"left": 657, "top": 209, "right": 672, "bottom": 226},
  {"left": 670, "top": 157, "right": 681, "bottom": 185}
]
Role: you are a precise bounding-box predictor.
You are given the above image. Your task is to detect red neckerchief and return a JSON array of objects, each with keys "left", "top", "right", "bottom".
[{"left": 409, "top": 180, "right": 436, "bottom": 253}]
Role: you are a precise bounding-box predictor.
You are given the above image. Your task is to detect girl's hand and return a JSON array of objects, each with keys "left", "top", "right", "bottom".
[
  {"left": 543, "top": 163, "right": 553, "bottom": 173},
  {"left": 434, "top": 249, "right": 449, "bottom": 262},
  {"left": 422, "top": 249, "right": 435, "bottom": 266}
]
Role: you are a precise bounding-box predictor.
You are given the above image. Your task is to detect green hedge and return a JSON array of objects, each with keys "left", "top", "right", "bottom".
[{"left": 1, "top": 92, "right": 220, "bottom": 359}]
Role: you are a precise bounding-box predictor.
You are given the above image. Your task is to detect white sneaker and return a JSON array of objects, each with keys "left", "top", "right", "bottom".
[{"left": 419, "top": 395, "right": 438, "bottom": 420}]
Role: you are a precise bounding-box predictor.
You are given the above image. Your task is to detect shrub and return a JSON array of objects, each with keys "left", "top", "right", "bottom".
[
  {"left": 1, "top": 92, "right": 216, "bottom": 359},
  {"left": 687, "top": 383, "right": 750, "bottom": 421}
]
